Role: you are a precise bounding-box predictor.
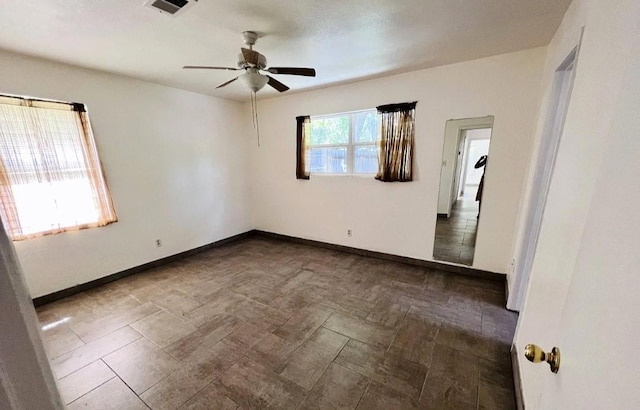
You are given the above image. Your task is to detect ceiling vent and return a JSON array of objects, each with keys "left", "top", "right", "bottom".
[{"left": 144, "top": 0, "right": 195, "bottom": 16}]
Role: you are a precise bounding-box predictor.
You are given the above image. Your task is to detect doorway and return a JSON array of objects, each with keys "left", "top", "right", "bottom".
[{"left": 458, "top": 129, "right": 492, "bottom": 201}]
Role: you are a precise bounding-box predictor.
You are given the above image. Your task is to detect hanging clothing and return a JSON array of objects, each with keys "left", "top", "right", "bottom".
[{"left": 474, "top": 155, "right": 487, "bottom": 202}]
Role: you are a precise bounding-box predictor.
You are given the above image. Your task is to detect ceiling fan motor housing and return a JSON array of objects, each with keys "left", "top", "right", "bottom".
[{"left": 238, "top": 53, "right": 267, "bottom": 69}]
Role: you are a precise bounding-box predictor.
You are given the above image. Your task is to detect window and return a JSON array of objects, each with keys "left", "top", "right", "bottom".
[
  {"left": 306, "top": 109, "right": 379, "bottom": 175},
  {"left": 0, "top": 95, "right": 117, "bottom": 240}
]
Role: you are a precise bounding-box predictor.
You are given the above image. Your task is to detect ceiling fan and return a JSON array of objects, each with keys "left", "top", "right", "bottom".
[{"left": 183, "top": 31, "right": 316, "bottom": 93}]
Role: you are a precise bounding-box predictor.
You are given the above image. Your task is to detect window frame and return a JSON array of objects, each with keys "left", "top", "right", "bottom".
[{"left": 307, "top": 108, "right": 379, "bottom": 176}]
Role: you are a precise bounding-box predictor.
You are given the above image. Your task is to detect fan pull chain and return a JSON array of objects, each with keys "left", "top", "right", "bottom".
[
  {"left": 250, "top": 91, "right": 260, "bottom": 147},
  {"left": 253, "top": 91, "right": 260, "bottom": 147},
  {"left": 250, "top": 91, "right": 255, "bottom": 128}
]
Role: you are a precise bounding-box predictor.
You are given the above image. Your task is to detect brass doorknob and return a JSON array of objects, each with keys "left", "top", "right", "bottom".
[{"left": 524, "top": 344, "right": 561, "bottom": 373}]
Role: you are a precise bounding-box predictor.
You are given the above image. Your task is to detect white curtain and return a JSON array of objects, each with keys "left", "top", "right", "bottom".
[{"left": 0, "top": 95, "right": 116, "bottom": 240}]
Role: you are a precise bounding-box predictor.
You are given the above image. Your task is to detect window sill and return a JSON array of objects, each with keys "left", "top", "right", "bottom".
[{"left": 310, "top": 173, "right": 376, "bottom": 178}]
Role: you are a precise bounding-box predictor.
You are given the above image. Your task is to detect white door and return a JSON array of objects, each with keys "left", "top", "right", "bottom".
[
  {"left": 537, "top": 35, "right": 640, "bottom": 407},
  {"left": 518, "top": 20, "right": 640, "bottom": 407}
]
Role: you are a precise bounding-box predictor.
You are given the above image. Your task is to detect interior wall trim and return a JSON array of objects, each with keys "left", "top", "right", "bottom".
[
  {"left": 253, "top": 230, "right": 505, "bottom": 282},
  {"left": 33, "top": 229, "right": 505, "bottom": 307},
  {"left": 511, "top": 343, "right": 525, "bottom": 410},
  {"left": 32, "top": 230, "right": 254, "bottom": 307}
]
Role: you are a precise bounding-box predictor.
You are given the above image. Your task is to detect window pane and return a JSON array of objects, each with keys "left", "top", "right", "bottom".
[
  {"left": 12, "top": 178, "right": 98, "bottom": 235},
  {"left": 310, "top": 116, "right": 349, "bottom": 145},
  {"left": 307, "top": 147, "right": 347, "bottom": 173},
  {"left": 354, "top": 145, "right": 379, "bottom": 174},
  {"left": 354, "top": 110, "right": 379, "bottom": 143}
]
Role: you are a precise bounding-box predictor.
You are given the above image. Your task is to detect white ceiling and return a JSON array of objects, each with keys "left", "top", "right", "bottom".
[{"left": 0, "top": 0, "right": 571, "bottom": 101}]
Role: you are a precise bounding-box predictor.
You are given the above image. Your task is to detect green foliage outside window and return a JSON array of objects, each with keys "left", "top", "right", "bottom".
[{"left": 310, "top": 116, "right": 349, "bottom": 145}]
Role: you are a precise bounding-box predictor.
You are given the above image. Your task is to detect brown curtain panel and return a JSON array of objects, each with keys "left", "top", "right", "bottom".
[
  {"left": 375, "top": 101, "right": 417, "bottom": 182},
  {"left": 296, "top": 115, "right": 310, "bottom": 179}
]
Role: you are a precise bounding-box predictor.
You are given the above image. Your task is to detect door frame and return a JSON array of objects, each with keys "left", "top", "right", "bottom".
[
  {"left": 508, "top": 40, "right": 582, "bottom": 313},
  {"left": 458, "top": 135, "right": 471, "bottom": 196},
  {"left": 450, "top": 130, "right": 466, "bottom": 210},
  {"left": 0, "top": 219, "right": 63, "bottom": 408}
]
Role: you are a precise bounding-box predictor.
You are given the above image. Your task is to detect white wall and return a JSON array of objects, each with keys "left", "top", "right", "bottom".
[
  {"left": 0, "top": 50, "right": 252, "bottom": 298},
  {"left": 248, "top": 48, "right": 545, "bottom": 273},
  {"left": 511, "top": 0, "right": 640, "bottom": 406}
]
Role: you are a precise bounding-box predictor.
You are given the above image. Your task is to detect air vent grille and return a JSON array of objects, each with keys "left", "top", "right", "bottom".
[{"left": 146, "top": 0, "right": 190, "bottom": 15}]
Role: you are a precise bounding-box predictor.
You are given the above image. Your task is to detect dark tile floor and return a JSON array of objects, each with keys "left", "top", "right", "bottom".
[
  {"left": 434, "top": 193, "right": 479, "bottom": 266},
  {"left": 37, "top": 237, "right": 517, "bottom": 409}
]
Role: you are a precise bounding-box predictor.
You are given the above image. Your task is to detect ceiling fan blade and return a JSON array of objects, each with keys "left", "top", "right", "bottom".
[
  {"left": 266, "top": 67, "right": 316, "bottom": 77},
  {"left": 215, "top": 77, "right": 239, "bottom": 89},
  {"left": 267, "top": 75, "right": 290, "bottom": 92},
  {"left": 241, "top": 48, "right": 261, "bottom": 65},
  {"left": 183, "top": 66, "right": 240, "bottom": 71}
]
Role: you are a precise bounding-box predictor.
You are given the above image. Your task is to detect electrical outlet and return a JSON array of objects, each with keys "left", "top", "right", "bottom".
[
  {"left": 347, "top": 229, "right": 352, "bottom": 237},
  {"left": 155, "top": 239, "right": 162, "bottom": 247}
]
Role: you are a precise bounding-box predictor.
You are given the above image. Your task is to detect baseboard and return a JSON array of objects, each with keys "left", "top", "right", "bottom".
[
  {"left": 33, "top": 228, "right": 505, "bottom": 307},
  {"left": 32, "top": 230, "right": 253, "bottom": 307},
  {"left": 511, "top": 343, "right": 525, "bottom": 410},
  {"left": 252, "top": 230, "right": 504, "bottom": 282}
]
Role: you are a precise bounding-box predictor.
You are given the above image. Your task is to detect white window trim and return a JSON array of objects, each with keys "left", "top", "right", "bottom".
[{"left": 308, "top": 109, "right": 379, "bottom": 176}]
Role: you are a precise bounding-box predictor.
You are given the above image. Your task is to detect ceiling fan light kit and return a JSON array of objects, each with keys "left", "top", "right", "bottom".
[
  {"left": 182, "top": 31, "right": 317, "bottom": 94},
  {"left": 241, "top": 69, "right": 269, "bottom": 92}
]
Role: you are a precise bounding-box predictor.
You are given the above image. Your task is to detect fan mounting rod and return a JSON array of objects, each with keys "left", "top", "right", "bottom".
[{"left": 242, "top": 31, "right": 259, "bottom": 49}]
